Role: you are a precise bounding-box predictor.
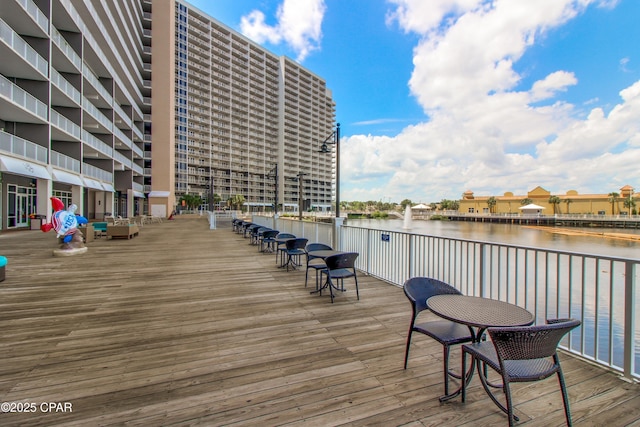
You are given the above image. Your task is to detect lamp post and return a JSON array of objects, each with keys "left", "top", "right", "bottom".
[
  {"left": 318, "top": 123, "right": 340, "bottom": 218},
  {"left": 206, "top": 175, "right": 213, "bottom": 211},
  {"left": 295, "top": 172, "right": 308, "bottom": 221},
  {"left": 285, "top": 171, "right": 309, "bottom": 221},
  {"left": 267, "top": 164, "right": 278, "bottom": 215}
]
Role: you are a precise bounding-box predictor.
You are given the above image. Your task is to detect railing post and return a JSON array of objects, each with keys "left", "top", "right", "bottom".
[
  {"left": 623, "top": 260, "right": 636, "bottom": 380},
  {"left": 408, "top": 234, "right": 414, "bottom": 280},
  {"left": 334, "top": 217, "right": 344, "bottom": 250},
  {"left": 479, "top": 242, "right": 486, "bottom": 298},
  {"left": 366, "top": 228, "right": 372, "bottom": 276}
]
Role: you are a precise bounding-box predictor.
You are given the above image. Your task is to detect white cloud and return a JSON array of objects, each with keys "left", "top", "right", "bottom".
[
  {"left": 530, "top": 71, "right": 577, "bottom": 101},
  {"left": 240, "top": 0, "right": 325, "bottom": 62},
  {"left": 340, "top": 0, "right": 640, "bottom": 202},
  {"left": 620, "top": 57, "right": 631, "bottom": 73}
]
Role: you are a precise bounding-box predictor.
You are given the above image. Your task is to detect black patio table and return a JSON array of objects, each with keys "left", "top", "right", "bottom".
[
  {"left": 306, "top": 249, "right": 343, "bottom": 260},
  {"left": 427, "top": 294, "right": 535, "bottom": 402},
  {"left": 275, "top": 236, "right": 295, "bottom": 267},
  {"left": 306, "top": 250, "right": 347, "bottom": 295}
]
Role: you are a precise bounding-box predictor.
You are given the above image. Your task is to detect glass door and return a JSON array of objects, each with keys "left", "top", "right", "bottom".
[
  {"left": 16, "top": 192, "right": 29, "bottom": 227},
  {"left": 7, "top": 185, "right": 36, "bottom": 228}
]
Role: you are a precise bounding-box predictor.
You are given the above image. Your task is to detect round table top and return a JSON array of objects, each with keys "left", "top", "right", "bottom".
[
  {"left": 307, "top": 250, "right": 342, "bottom": 258},
  {"left": 427, "top": 295, "right": 534, "bottom": 329}
]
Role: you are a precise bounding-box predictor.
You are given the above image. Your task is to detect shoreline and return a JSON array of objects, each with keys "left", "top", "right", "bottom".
[{"left": 524, "top": 225, "right": 640, "bottom": 241}]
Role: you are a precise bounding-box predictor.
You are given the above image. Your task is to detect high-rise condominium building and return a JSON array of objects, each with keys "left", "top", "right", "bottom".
[
  {"left": 149, "top": 1, "right": 335, "bottom": 215},
  {"left": 0, "top": 0, "right": 149, "bottom": 230},
  {"left": 0, "top": 0, "right": 335, "bottom": 231}
]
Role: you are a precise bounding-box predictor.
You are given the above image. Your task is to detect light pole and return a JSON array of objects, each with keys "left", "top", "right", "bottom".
[
  {"left": 318, "top": 123, "right": 340, "bottom": 218},
  {"left": 296, "top": 171, "right": 308, "bottom": 221},
  {"left": 267, "top": 164, "right": 278, "bottom": 215},
  {"left": 206, "top": 175, "right": 214, "bottom": 211}
]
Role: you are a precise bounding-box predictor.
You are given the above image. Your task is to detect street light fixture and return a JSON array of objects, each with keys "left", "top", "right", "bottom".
[{"left": 318, "top": 123, "right": 340, "bottom": 218}]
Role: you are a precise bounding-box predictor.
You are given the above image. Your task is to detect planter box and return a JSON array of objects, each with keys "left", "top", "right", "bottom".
[{"left": 106, "top": 224, "right": 140, "bottom": 239}]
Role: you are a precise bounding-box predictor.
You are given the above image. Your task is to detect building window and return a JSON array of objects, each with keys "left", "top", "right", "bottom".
[
  {"left": 52, "top": 190, "right": 73, "bottom": 209},
  {"left": 6, "top": 184, "right": 37, "bottom": 228}
]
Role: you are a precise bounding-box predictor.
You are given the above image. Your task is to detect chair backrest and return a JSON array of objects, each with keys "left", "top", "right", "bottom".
[
  {"left": 488, "top": 318, "right": 581, "bottom": 361},
  {"left": 286, "top": 237, "right": 308, "bottom": 250},
  {"left": 276, "top": 233, "right": 295, "bottom": 240},
  {"left": 253, "top": 226, "right": 269, "bottom": 235},
  {"left": 325, "top": 252, "right": 358, "bottom": 270},
  {"left": 306, "top": 243, "right": 332, "bottom": 253},
  {"left": 263, "top": 230, "right": 279, "bottom": 239},
  {"left": 403, "top": 277, "right": 462, "bottom": 316}
]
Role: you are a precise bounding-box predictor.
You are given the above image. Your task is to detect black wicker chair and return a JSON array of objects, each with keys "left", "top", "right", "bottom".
[
  {"left": 461, "top": 318, "right": 581, "bottom": 426},
  {"left": 238, "top": 221, "right": 252, "bottom": 235},
  {"left": 261, "top": 229, "right": 279, "bottom": 253},
  {"left": 320, "top": 252, "right": 359, "bottom": 302},
  {"left": 244, "top": 223, "right": 259, "bottom": 238},
  {"left": 304, "top": 243, "right": 332, "bottom": 289},
  {"left": 403, "top": 277, "right": 473, "bottom": 395},
  {"left": 251, "top": 226, "right": 269, "bottom": 246},
  {"left": 284, "top": 238, "right": 308, "bottom": 271},
  {"left": 275, "top": 233, "right": 295, "bottom": 265}
]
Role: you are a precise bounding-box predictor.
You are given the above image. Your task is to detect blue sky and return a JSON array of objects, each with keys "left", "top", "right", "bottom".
[{"left": 186, "top": 0, "right": 640, "bottom": 204}]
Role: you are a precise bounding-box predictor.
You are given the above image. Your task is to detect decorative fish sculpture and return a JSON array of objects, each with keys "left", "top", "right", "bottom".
[{"left": 41, "top": 197, "right": 88, "bottom": 243}]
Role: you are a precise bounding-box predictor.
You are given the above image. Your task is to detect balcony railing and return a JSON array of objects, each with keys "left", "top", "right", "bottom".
[
  {"left": 0, "top": 18, "right": 48, "bottom": 77},
  {"left": 0, "top": 74, "right": 48, "bottom": 121},
  {"left": 0, "top": 130, "right": 47, "bottom": 163},
  {"left": 251, "top": 215, "right": 640, "bottom": 382},
  {"left": 50, "top": 150, "right": 80, "bottom": 173}
]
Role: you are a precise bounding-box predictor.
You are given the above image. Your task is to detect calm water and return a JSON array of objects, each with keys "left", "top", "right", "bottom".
[{"left": 347, "top": 218, "right": 640, "bottom": 259}]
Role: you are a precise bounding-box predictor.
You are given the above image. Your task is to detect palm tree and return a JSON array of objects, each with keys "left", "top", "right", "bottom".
[
  {"left": 235, "top": 194, "right": 246, "bottom": 211},
  {"left": 521, "top": 198, "right": 533, "bottom": 206},
  {"left": 487, "top": 196, "right": 497, "bottom": 214},
  {"left": 226, "top": 194, "right": 246, "bottom": 211},
  {"left": 608, "top": 192, "right": 619, "bottom": 215},
  {"left": 548, "top": 196, "right": 561, "bottom": 215},
  {"left": 623, "top": 196, "right": 636, "bottom": 216},
  {"left": 180, "top": 194, "right": 203, "bottom": 211},
  {"left": 564, "top": 198, "right": 573, "bottom": 214},
  {"left": 400, "top": 199, "right": 413, "bottom": 210}
]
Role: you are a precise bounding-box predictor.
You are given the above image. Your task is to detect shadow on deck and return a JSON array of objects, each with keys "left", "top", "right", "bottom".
[{"left": 0, "top": 216, "right": 637, "bottom": 426}]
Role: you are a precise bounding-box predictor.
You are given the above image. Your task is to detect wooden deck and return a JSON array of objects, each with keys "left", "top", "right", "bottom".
[{"left": 0, "top": 216, "right": 638, "bottom": 426}]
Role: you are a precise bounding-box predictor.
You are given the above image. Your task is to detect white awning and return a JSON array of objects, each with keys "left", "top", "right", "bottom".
[
  {"left": 412, "top": 203, "right": 432, "bottom": 210},
  {"left": 0, "top": 156, "right": 51, "bottom": 179},
  {"left": 133, "top": 191, "right": 145, "bottom": 198},
  {"left": 52, "top": 168, "right": 83, "bottom": 186},
  {"left": 82, "top": 177, "right": 104, "bottom": 190},
  {"left": 244, "top": 202, "right": 272, "bottom": 206},
  {"left": 101, "top": 182, "right": 115, "bottom": 192},
  {"left": 148, "top": 191, "right": 170, "bottom": 197},
  {"left": 518, "top": 203, "right": 546, "bottom": 210}
]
